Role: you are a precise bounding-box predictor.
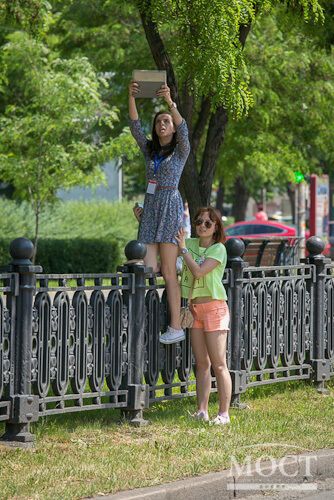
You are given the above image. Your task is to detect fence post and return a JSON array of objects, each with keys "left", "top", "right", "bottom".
[
  {"left": 306, "top": 236, "right": 331, "bottom": 393},
  {"left": 118, "top": 240, "right": 149, "bottom": 426},
  {"left": 0, "top": 238, "right": 42, "bottom": 447},
  {"left": 226, "top": 238, "right": 248, "bottom": 408}
]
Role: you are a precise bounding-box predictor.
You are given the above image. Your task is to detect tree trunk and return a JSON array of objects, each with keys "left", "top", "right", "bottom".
[
  {"left": 198, "top": 106, "right": 228, "bottom": 206},
  {"left": 33, "top": 203, "right": 40, "bottom": 265},
  {"left": 287, "top": 183, "right": 296, "bottom": 224},
  {"left": 138, "top": 6, "right": 180, "bottom": 108},
  {"left": 232, "top": 177, "right": 249, "bottom": 222},
  {"left": 216, "top": 180, "right": 224, "bottom": 215}
]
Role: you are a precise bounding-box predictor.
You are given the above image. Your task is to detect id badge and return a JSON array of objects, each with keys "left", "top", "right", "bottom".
[{"left": 146, "top": 179, "right": 157, "bottom": 195}]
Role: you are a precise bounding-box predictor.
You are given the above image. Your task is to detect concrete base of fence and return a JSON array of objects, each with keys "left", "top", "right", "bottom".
[
  {"left": 0, "top": 439, "right": 35, "bottom": 449},
  {"left": 95, "top": 448, "right": 334, "bottom": 500},
  {"left": 0, "top": 432, "right": 35, "bottom": 449},
  {"left": 0, "top": 423, "right": 36, "bottom": 449},
  {"left": 120, "top": 409, "right": 150, "bottom": 427}
]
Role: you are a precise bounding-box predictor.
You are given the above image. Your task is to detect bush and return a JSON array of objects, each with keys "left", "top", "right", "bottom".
[
  {"left": 0, "top": 238, "right": 121, "bottom": 273},
  {"left": 0, "top": 199, "right": 140, "bottom": 271},
  {"left": 0, "top": 199, "right": 139, "bottom": 245}
]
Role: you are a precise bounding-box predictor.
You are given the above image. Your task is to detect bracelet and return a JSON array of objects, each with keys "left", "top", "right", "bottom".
[{"left": 168, "top": 101, "right": 177, "bottom": 111}]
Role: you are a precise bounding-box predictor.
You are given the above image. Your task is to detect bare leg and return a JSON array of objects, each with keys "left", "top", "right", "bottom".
[
  {"left": 159, "top": 243, "right": 181, "bottom": 329},
  {"left": 144, "top": 243, "right": 159, "bottom": 273},
  {"left": 191, "top": 328, "right": 211, "bottom": 413},
  {"left": 205, "top": 331, "right": 231, "bottom": 414}
]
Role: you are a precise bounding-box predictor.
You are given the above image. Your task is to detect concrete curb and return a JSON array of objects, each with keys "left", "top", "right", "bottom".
[{"left": 92, "top": 448, "right": 334, "bottom": 499}]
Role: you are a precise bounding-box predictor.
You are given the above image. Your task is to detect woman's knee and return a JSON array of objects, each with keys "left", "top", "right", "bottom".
[
  {"left": 195, "top": 359, "right": 211, "bottom": 372},
  {"left": 161, "top": 265, "right": 177, "bottom": 282},
  {"left": 211, "top": 361, "right": 228, "bottom": 375}
]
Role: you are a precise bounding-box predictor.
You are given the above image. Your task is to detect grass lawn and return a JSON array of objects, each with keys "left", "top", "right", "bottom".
[{"left": 0, "top": 380, "right": 333, "bottom": 499}]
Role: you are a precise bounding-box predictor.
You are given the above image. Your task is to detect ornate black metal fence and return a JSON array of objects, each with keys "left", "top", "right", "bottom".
[{"left": 0, "top": 236, "right": 333, "bottom": 445}]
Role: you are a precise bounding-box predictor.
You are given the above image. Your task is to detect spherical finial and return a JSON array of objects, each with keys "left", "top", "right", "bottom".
[
  {"left": 226, "top": 238, "right": 245, "bottom": 261},
  {"left": 306, "top": 236, "right": 325, "bottom": 257},
  {"left": 125, "top": 240, "right": 147, "bottom": 261},
  {"left": 9, "top": 238, "right": 34, "bottom": 264}
]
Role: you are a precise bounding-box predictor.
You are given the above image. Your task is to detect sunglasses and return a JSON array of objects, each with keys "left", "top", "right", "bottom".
[{"left": 194, "top": 218, "right": 214, "bottom": 229}]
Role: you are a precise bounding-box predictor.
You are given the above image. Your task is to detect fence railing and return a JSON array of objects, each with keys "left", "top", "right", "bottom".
[{"left": 0, "top": 236, "right": 333, "bottom": 445}]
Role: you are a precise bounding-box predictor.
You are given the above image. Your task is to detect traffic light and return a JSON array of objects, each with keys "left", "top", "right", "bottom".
[{"left": 294, "top": 170, "right": 305, "bottom": 184}]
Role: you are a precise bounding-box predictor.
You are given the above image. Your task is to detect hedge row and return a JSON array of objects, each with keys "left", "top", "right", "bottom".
[{"left": 0, "top": 238, "right": 121, "bottom": 274}]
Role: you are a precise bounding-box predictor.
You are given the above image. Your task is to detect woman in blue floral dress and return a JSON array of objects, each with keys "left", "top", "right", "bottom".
[{"left": 129, "top": 81, "right": 190, "bottom": 344}]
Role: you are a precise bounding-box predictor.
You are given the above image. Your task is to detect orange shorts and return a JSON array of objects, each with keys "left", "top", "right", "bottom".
[{"left": 190, "top": 300, "right": 230, "bottom": 333}]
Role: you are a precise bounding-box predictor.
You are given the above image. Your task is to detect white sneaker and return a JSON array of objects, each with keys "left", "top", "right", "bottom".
[
  {"left": 190, "top": 410, "right": 209, "bottom": 422},
  {"left": 211, "top": 414, "right": 230, "bottom": 425},
  {"left": 160, "top": 326, "right": 185, "bottom": 344}
]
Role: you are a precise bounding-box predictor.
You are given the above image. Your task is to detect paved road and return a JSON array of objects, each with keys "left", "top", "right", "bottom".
[
  {"left": 237, "top": 477, "right": 334, "bottom": 500},
  {"left": 100, "top": 449, "right": 334, "bottom": 500}
]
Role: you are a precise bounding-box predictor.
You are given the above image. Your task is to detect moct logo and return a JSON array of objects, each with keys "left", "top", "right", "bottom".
[{"left": 227, "top": 444, "right": 318, "bottom": 492}]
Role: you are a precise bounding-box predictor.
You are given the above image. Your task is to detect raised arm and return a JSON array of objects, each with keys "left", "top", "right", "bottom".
[
  {"left": 176, "top": 229, "right": 221, "bottom": 279},
  {"left": 128, "top": 81, "right": 149, "bottom": 156},
  {"left": 129, "top": 81, "right": 139, "bottom": 120},
  {"left": 156, "top": 84, "right": 190, "bottom": 160},
  {"left": 156, "top": 84, "right": 182, "bottom": 126}
]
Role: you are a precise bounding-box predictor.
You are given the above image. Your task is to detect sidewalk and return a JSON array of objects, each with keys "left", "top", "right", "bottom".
[{"left": 91, "top": 448, "right": 334, "bottom": 500}]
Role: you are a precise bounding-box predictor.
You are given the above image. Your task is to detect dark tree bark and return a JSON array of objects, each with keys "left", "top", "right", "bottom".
[
  {"left": 198, "top": 106, "right": 228, "bottom": 205},
  {"left": 287, "top": 182, "right": 296, "bottom": 224},
  {"left": 192, "top": 97, "right": 211, "bottom": 154},
  {"left": 232, "top": 177, "right": 249, "bottom": 222},
  {"left": 216, "top": 180, "right": 224, "bottom": 215},
  {"left": 138, "top": 7, "right": 180, "bottom": 108}
]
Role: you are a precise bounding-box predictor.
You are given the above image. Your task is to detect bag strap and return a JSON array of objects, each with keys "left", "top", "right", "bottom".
[
  {"left": 187, "top": 242, "right": 198, "bottom": 306},
  {"left": 188, "top": 276, "right": 195, "bottom": 306}
]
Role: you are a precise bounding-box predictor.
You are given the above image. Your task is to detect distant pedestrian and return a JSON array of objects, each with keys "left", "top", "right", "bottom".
[
  {"left": 255, "top": 204, "right": 268, "bottom": 221},
  {"left": 176, "top": 206, "right": 232, "bottom": 425}
]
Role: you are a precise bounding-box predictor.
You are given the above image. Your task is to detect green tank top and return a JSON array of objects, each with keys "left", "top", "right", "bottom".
[{"left": 180, "top": 238, "right": 227, "bottom": 300}]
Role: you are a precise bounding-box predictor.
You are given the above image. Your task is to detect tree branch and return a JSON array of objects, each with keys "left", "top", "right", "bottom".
[
  {"left": 199, "top": 106, "right": 228, "bottom": 205},
  {"left": 138, "top": 1, "right": 180, "bottom": 108},
  {"left": 192, "top": 97, "right": 211, "bottom": 154},
  {"left": 181, "top": 80, "right": 194, "bottom": 131},
  {"left": 239, "top": 23, "right": 252, "bottom": 49}
]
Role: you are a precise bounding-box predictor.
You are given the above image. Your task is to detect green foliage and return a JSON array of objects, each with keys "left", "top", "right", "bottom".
[
  {"left": 0, "top": 237, "right": 120, "bottom": 272},
  {"left": 0, "top": 199, "right": 139, "bottom": 270},
  {"left": 0, "top": 198, "right": 139, "bottom": 247},
  {"left": 0, "top": 31, "right": 124, "bottom": 203},
  {"left": 141, "top": 0, "right": 323, "bottom": 117},
  {"left": 36, "top": 238, "right": 119, "bottom": 273},
  {"left": 0, "top": 0, "right": 51, "bottom": 35},
  {"left": 217, "top": 10, "right": 334, "bottom": 199},
  {"left": 146, "top": 0, "right": 254, "bottom": 116},
  {"left": 0, "top": 30, "right": 138, "bottom": 246}
]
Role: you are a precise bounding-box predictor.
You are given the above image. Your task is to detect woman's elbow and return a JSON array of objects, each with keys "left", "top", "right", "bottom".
[{"left": 192, "top": 269, "right": 204, "bottom": 279}]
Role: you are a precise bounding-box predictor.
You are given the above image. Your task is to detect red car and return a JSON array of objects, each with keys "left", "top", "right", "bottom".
[
  {"left": 224, "top": 220, "right": 330, "bottom": 256},
  {"left": 224, "top": 220, "right": 296, "bottom": 238}
]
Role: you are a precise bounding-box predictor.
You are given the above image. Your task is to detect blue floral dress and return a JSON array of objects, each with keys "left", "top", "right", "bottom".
[{"left": 130, "top": 119, "right": 190, "bottom": 244}]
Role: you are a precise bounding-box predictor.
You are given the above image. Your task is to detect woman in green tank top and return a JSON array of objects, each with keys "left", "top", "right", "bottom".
[{"left": 176, "top": 206, "right": 232, "bottom": 425}]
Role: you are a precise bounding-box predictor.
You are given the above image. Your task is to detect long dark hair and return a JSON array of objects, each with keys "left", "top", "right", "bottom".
[
  {"left": 147, "top": 111, "right": 177, "bottom": 158},
  {"left": 194, "top": 206, "right": 226, "bottom": 244}
]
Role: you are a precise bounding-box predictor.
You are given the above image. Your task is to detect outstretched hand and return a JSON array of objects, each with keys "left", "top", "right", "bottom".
[
  {"left": 156, "top": 84, "right": 173, "bottom": 105},
  {"left": 129, "top": 81, "right": 139, "bottom": 97}
]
